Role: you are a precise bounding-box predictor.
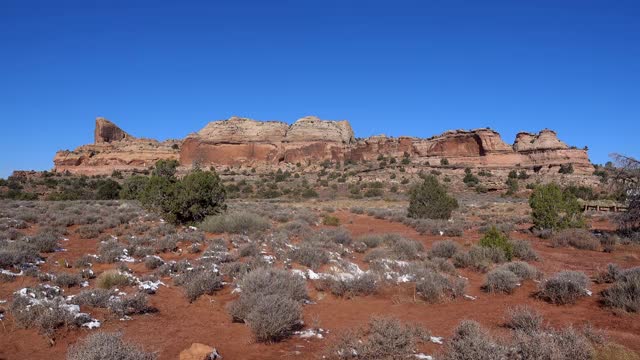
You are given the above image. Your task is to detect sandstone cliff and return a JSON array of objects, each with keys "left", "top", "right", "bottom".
[
  {"left": 53, "top": 116, "right": 594, "bottom": 175},
  {"left": 54, "top": 118, "right": 179, "bottom": 175}
]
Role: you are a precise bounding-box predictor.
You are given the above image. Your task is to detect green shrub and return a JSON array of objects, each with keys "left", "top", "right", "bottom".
[
  {"left": 95, "top": 179, "right": 121, "bottom": 200},
  {"left": 559, "top": 163, "right": 574, "bottom": 174},
  {"left": 463, "top": 168, "right": 479, "bottom": 187},
  {"left": 151, "top": 159, "right": 179, "bottom": 178},
  {"left": 139, "top": 170, "right": 226, "bottom": 224},
  {"left": 478, "top": 226, "right": 513, "bottom": 260},
  {"left": 506, "top": 178, "right": 519, "bottom": 195},
  {"left": 529, "top": 183, "right": 584, "bottom": 231},
  {"left": 119, "top": 175, "right": 150, "bottom": 200},
  {"left": 322, "top": 215, "right": 340, "bottom": 226},
  {"left": 407, "top": 175, "right": 458, "bottom": 220}
]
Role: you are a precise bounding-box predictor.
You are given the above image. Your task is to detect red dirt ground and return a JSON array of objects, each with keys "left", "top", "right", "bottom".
[{"left": 1, "top": 210, "right": 639, "bottom": 359}]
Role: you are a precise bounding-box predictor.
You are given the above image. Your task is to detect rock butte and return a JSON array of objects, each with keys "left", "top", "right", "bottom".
[{"left": 53, "top": 116, "right": 593, "bottom": 175}]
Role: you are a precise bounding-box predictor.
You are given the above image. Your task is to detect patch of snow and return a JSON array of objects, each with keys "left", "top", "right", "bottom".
[
  {"left": 81, "top": 281, "right": 90, "bottom": 287},
  {"left": 585, "top": 289, "right": 593, "bottom": 296},
  {"left": 415, "top": 353, "right": 433, "bottom": 359},
  {"left": 138, "top": 280, "right": 165, "bottom": 293},
  {"left": 0, "top": 269, "right": 23, "bottom": 277},
  {"left": 295, "top": 328, "right": 325, "bottom": 339},
  {"left": 463, "top": 294, "right": 477, "bottom": 301},
  {"left": 82, "top": 320, "right": 101, "bottom": 329},
  {"left": 430, "top": 336, "right": 444, "bottom": 345},
  {"left": 307, "top": 269, "right": 321, "bottom": 280},
  {"left": 291, "top": 269, "right": 306, "bottom": 278},
  {"left": 188, "top": 226, "right": 198, "bottom": 231}
]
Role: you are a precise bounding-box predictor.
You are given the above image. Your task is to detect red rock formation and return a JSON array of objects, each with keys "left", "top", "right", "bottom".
[
  {"left": 54, "top": 117, "right": 179, "bottom": 175},
  {"left": 94, "top": 117, "right": 133, "bottom": 143},
  {"left": 53, "top": 116, "right": 594, "bottom": 175}
]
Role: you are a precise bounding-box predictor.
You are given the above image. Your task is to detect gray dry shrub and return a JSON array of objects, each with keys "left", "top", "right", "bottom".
[
  {"left": 67, "top": 332, "right": 157, "bottom": 360},
  {"left": 289, "top": 244, "right": 330, "bottom": 270},
  {"left": 181, "top": 268, "right": 223, "bottom": 302},
  {"left": 601, "top": 267, "right": 640, "bottom": 312},
  {"left": 496, "top": 261, "right": 540, "bottom": 281},
  {"left": 551, "top": 229, "right": 600, "bottom": 250},
  {"left": 245, "top": 294, "right": 302, "bottom": 343},
  {"left": 415, "top": 269, "right": 466, "bottom": 303},
  {"left": 200, "top": 212, "right": 271, "bottom": 234},
  {"left": 483, "top": 268, "right": 520, "bottom": 294},
  {"left": 325, "top": 273, "right": 379, "bottom": 298},
  {"left": 429, "top": 240, "right": 459, "bottom": 259},
  {"left": 510, "top": 239, "right": 539, "bottom": 261},
  {"left": 327, "top": 317, "right": 430, "bottom": 360},
  {"left": 108, "top": 292, "right": 153, "bottom": 317},
  {"left": 505, "top": 306, "right": 543, "bottom": 334},
  {"left": 54, "top": 272, "right": 83, "bottom": 288},
  {"left": 71, "top": 288, "right": 114, "bottom": 308},
  {"left": 443, "top": 320, "right": 506, "bottom": 360},
  {"left": 144, "top": 256, "right": 164, "bottom": 270},
  {"left": 511, "top": 327, "right": 593, "bottom": 360},
  {"left": 538, "top": 271, "right": 590, "bottom": 305},
  {"left": 228, "top": 268, "right": 307, "bottom": 322},
  {"left": 358, "top": 234, "right": 384, "bottom": 248}
]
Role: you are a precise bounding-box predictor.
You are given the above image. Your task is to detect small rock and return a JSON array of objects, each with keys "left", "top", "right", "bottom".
[{"left": 179, "top": 343, "right": 222, "bottom": 360}]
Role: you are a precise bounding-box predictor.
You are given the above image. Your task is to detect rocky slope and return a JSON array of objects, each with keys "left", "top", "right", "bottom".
[{"left": 53, "top": 116, "right": 593, "bottom": 175}]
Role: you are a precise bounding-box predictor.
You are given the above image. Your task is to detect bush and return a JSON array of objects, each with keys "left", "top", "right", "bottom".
[
  {"left": 71, "top": 289, "right": 114, "bottom": 308},
  {"left": 67, "top": 332, "right": 157, "bottom": 360},
  {"left": 119, "top": 175, "right": 150, "bottom": 200},
  {"left": 325, "top": 273, "right": 378, "bottom": 298},
  {"left": 327, "top": 317, "right": 429, "bottom": 360},
  {"left": 513, "top": 327, "right": 593, "bottom": 360},
  {"left": 505, "top": 306, "right": 542, "bottom": 334},
  {"left": 510, "top": 239, "right": 538, "bottom": 261},
  {"left": 182, "top": 269, "right": 223, "bottom": 302},
  {"left": 429, "top": 240, "right": 459, "bottom": 259},
  {"left": 96, "top": 179, "right": 121, "bottom": 200},
  {"left": 601, "top": 267, "right": 640, "bottom": 312},
  {"left": 358, "top": 234, "right": 383, "bottom": 248},
  {"left": 483, "top": 269, "right": 519, "bottom": 293},
  {"left": 390, "top": 237, "right": 424, "bottom": 260},
  {"left": 444, "top": 320, "right": 505, "bottom": 360},
  {"left": 529, "top": 183, "right": 584, "bottom": 231},
  {"left": 139, "top": 170, "right": 226, "bottom": 224},
  {"left": 245, "top": 294, "right": 302, "bottom": 342},
  {"left": 323, "top": 215, "right": 340, "bottom": 226},
  {"left": 551, "top": 229, "right": 599, "bottom": 250},
  {"left": 407, "top": 175, "right": 458, "bottom": 220},
  {"left": 96, "top": 270, "right": 131, "bottom": 289},
  {"left": 478, "top": 226, "right": 513, "bottom": 261},
  {"left": 416, "top": 270, "right": 466, "bottom": 302},
  {"left": 144, "top": 256, "right": 164, "bottom": 270},
  {"left": 200, "top": 212, "right": 270, "bottom": 234},
  {"left": 453, "top": 246, "right": 506, "bottom": 272},
  {"left": 108, "top": 292, "right": 154, "bottom": 317},
  {"left": 54, "top": 272, "right": 83, "bottom": 288},
  {"left": 289, "top": 245, "right": 329, "bottom": 270},
  {"left": 228, "top": 268, "right": 307, "bottom": 322},
  {"left": 538, "top": 271, "right": 590, "bottom": 304},
  {"left": 496, "top": 261, "right": 539, "bottom": 281}
]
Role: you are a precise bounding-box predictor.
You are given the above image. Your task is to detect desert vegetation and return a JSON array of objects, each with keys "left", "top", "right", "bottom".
[{"left": 1, "top": 156, "right": 640, "bottom": 359}]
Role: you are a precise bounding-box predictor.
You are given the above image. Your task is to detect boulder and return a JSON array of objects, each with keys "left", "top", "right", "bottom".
[
  {"left": 514, "top": 129, "right": 568, "bottom": 152},
  {"left": 179, "top": 343, "right": 221, "bottom": 360},
  {"left": 94, "top": 117, "right": 134, "bottom": 143}
]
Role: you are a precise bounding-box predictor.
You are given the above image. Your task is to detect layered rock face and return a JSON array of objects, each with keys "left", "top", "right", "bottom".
[
  {"left": 53, "top": 116, "right": 594, "bottom": 174},
  {"left": 54, "top": 118, "right": 179, "bottom": 175},
  {"left": 94, "top": 117, "right": 133, "bottom": 143}
]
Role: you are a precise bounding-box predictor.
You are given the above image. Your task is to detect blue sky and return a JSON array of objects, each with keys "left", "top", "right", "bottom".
[{"left": 1, "top": 0, "right": 639, "bottom": 178}]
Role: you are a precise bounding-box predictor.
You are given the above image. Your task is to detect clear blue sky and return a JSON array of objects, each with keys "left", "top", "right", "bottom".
[{"left": 1, "top": 0, "right": 639, "bottom": 178}]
